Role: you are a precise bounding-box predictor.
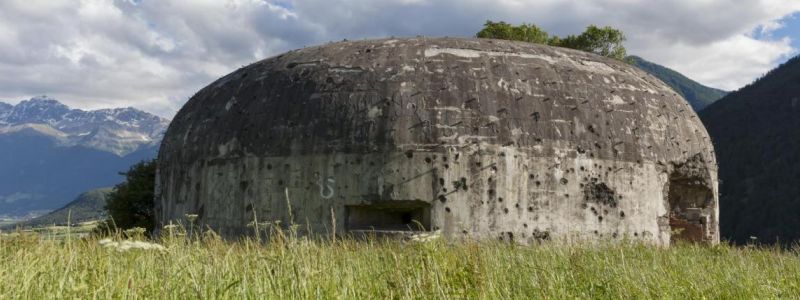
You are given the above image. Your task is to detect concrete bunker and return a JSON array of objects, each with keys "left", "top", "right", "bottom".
[{"left": 155, "top": 37, "right": 719, "bottom": 245}]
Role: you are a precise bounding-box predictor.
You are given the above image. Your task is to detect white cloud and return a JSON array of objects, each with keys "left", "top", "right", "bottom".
[{"left": 0, "top": 0, "right": 797, "bottom": 116}]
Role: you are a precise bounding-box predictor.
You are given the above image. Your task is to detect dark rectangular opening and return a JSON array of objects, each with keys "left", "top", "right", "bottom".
[{"left": 346, "top": 201, "right": 431, "bottom": 232}]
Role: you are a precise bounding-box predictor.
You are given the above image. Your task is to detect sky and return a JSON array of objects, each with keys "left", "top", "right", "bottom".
[{"left": 0, "top": 0, "right": 798, "bottom": 117}]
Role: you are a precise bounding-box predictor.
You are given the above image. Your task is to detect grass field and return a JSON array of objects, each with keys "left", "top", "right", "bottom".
[{"left": 1, "top": 227, "right": 799, "bottom": 299}]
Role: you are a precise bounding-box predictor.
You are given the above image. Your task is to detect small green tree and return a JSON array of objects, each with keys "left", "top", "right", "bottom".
[
  {"left": 476, "top": 21, "right": 550, "bottom": 44},
  {"left": 476, "top": 21, "right": 628, "bottom": 61},
  {"left": 553, "top": 25, "right": 627, "bottom": 60},
  {"left": 99, "top": 160, "right": 157, "bottom": 234}
]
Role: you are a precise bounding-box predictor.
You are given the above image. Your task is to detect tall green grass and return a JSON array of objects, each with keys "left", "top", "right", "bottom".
[{"left": 1, "top": 227, "right": 799, "bottom": 299}]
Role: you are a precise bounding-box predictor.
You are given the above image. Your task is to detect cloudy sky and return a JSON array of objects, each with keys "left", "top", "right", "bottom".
[{"left": 0, "top": 0, "right": 798, "bottom": 117}]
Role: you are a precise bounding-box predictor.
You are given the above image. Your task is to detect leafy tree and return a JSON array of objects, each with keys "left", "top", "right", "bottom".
[
  {"left": 476, "top": 21, "right": 628, "bottom": 60},
  {"left": 554, "top": 25, "right": 627, "bottom": 60},
  {"left": 98, "top": 160, "right": 157, "bottom": 234},
  {"left": 476, "top": 21, "right": 549, "bottom": 44}
]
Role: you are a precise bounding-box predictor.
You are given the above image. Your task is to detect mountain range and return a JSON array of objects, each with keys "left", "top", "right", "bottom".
[
  {"left": 6, "top": 188, "right": 112, "bottom": 228},
  {"left": 0, "top": 96, "right": 168, "bottom": 217},
  {"left": 628, "top": 56, "right": 728, "bottom": 111},
  {"left": 700, "top": 55, "right": 800, "bottom": 244}
]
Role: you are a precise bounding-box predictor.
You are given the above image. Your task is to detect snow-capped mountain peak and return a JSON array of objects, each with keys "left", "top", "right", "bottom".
[{"left": 0, "top": 96, "right": 169, "bottom": 156}]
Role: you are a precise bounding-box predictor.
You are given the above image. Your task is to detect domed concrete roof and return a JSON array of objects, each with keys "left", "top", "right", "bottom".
[
  {"left": 157, "top": 37, "right": 718, "bottom": 245},
  {"left": 162, "top": 37, "right": 713, "bottom": 165}
]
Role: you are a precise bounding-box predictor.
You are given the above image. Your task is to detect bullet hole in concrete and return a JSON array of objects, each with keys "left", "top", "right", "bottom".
[
  {"left": 531, "top": 112, "right": 541, "bottom": 122},
  {"left": 445, "top": 207, "right": 451, "bottom": 213},
  {"left": 532, "top": 229, "right": 550, "bottom": 241},
  {"left": 523, "top": 223, "right": 528, "bottom": 228},
  {"left": 405, "top": 150, "right": 414, "bottom": 158},
  {"left": 603, "top": 209, "right": 608, "bottom": 215},
  {"left": 499, "top": 152, "right": 506, "bottom": 157},
  {"left": 564, "top": 194, "right": 570, "bottom": 198},
  {"left": 590, "top": 207, "right": 598, "bottom": 215},
  {"left": 528, "top": 206, "right": 534, "bottom": 212},
  {"left": 488, "top": 189, "right": 495, "bottom": 197},
  {"left": 488, "top": 177, "right": 493, "bottom": 183},
  {"left": 454, "top": 153, "right": 460, "bottom": 161},
  {"left": 529, "top": 174, "right": 535, "bottom": 179},
  {"left": 593, "top": 230, "right": 599, "bottom": 235},
  {"left": 498, "top": 197, "right": 504, "bottom": 202},
  {"left": 584, "top": 182, "right": 618, "bottom": 208},
  {"left": 267, "top": 164, "right": 273, "bottom": 170},
  {"left": 454, "top": 177, "right": 468, "bottom": 191},
  {"left": 462, "top": 230, "right": 468, "bottom": 234},
  {"left": 535, "top": 181, "right": 541, "bottom": 186},
  {"left": 442, "top": 156, "right": 448, "bottom": 162},
  {"left": 579, "top": 183, "right": 585, "bottom": 188},
  {"left": 503, "top": 208, "right": 509, "bottom": 214},
  {"left": 438, "top": 195, "right": 447, "bottom": 203},
  {"left": 444, "top": 164, "right": 450, "bottom": 169},
  {"left": 598, "top": 216, "right": 604, "bottom": 222},
  {"left": 580, "top": 166, "right": 585, "bottom": 171},
  {"left": 620, "top": 211, "right": 626, "bottom": 218},
  {"left": 425, "top": 157, "right": 432, "bottom": 164},
  {"left": 438, "top": 178, "right": 445, "bottom": 186},
  {"left": 475, "top": 161, "right": 482, "bottom": 167},
  {"left": 634, "top": 232, "right": 638, "bottom": 237},
  {"left": 560, "top": 178, "right": 569, "bottom": 185},
  {"left": 612, "top": 232, "right": 618, "bottom": 238}
]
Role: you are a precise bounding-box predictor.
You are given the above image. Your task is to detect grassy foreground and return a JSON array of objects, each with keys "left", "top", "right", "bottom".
[{"left": 1, "top": 229, "right": 799, "bottom": 299}]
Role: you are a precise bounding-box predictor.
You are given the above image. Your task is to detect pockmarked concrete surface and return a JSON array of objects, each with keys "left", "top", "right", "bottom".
[{"left": 156, "top": 37, "right": 718, "bottom": 245}]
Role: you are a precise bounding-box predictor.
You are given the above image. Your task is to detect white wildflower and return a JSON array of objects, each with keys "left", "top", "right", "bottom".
[
  {"left": 99, "top": 239, "right": 166, "bottom": 252},
  {"left": 409, "top": 230, "right": 441, "bottom": 242},
  {"left": 185, "top": 214, "right": 199, "bottom": 223}
]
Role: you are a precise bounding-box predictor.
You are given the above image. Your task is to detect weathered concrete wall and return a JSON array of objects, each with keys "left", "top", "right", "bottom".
[{"left": 156, "top": 37, "right": 719, "bottom": 245}]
